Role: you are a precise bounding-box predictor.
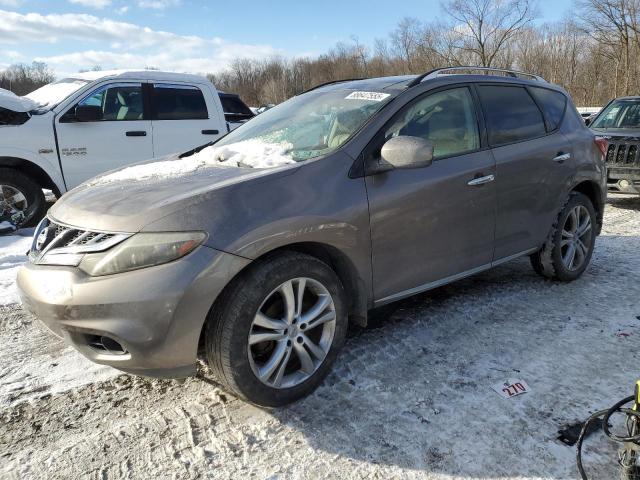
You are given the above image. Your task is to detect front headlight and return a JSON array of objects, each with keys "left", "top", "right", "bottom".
[{"left": 79, "top": 232, "right": 207, "bottom": 276}]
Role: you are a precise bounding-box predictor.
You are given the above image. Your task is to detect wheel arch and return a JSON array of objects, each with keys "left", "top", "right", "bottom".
[
  {"left": 197, "top": 241, "right": 369, "bottom": 353},
  {"left": 571, "top": 180, "right": 604, "bottom": 234},
  {"left": 0, "top": 156, "right": 62, "bottom": 197}
]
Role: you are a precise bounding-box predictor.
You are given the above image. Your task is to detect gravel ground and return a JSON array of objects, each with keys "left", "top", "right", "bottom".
[{"left": 1, "top": 195, "right": 640, "bottom": 479}]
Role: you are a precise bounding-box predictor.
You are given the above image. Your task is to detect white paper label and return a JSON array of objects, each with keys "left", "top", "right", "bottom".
[
  {"left": 345, "top": 91, "right": 390, "bottom": 102},
  {"left": 491, "top": 379, "right": 530, "bottom": 398}
]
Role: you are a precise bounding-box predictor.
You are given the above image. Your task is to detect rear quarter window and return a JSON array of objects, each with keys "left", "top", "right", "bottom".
[
  {"left": 477, "top": 85, "right": 546, "bottom": 146},
  {"left": 529, "top": 87, "right": 567, "bottom": 131},
  {"left": 152, "top": 84, "right": 208, "bottom": 120}
]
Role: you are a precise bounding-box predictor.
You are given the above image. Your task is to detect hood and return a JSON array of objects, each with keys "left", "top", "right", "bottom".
[
  {"left": 0, "top": 88, "right": 37, "bottom": 112},
  {"left": 49, "top": 153, "right": 297, "bottom": 233},
  {"left": 591, "top": 129, "right": 640, "bottom": 140}
]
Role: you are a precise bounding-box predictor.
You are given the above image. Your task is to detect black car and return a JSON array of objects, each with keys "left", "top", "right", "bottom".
[{"left": 588, "top": 96, "right": 640, "bottom": 194}]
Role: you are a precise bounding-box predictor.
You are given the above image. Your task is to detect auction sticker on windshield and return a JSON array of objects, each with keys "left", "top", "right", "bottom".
[{"left": 345, "top": 91, "right": 391, "bottom": 102}]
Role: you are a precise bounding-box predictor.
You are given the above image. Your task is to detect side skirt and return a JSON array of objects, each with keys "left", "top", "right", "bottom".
[{"left": 373, "top": 247, "right": 539, "bottom": 307}]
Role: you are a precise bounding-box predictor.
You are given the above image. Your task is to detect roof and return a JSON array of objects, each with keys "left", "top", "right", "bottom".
[
  {"left": 314, "top": 70, "right": 554, "bottom": 95},
  {"left": 67, "top": 69, "right": 210, "bottom": 84}
]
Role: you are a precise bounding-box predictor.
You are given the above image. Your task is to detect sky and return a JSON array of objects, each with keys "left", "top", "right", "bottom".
[{"left": 0, "top": 0, "right": 574, "bottom": 78}]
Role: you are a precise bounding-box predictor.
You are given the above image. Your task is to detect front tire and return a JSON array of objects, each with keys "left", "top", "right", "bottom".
[
  {"left": 205, "top": 251, "right": 347, "bottom": 407},
  {"left": 0, "top": 168, "right": 46, "bottom": 227},
  {"left": 530, "top": 192, "right": 596, "bottom": 281}
]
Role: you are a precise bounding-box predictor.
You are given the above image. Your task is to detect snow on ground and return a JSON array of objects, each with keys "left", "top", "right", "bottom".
[
  {"left": 0, "top": 228, "right": 33, "bottom": 306},
  {"left": 0, "top": 196, "right": 639, "bottom": 479},
  {"left": 92, "top": 139, "right": 295, "bottom": 184}
]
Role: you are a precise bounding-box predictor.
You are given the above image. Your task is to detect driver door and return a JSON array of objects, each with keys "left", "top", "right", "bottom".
[
  {"left": 364, "top": 86, "right": 497, "bottom": 303},
  {"left": 56, "top": 82, "right": 153, "bottom": 188}
]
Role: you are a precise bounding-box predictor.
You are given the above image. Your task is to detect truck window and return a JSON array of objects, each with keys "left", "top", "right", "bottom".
[
  {"left": 219, "top": 94, "right": 254, "bottom": 123},
  {"left": 152, "top": 84, "right": 208, "bottom": 120},
  {"left": 77, "top": 83, "right": 144, "bottom": 121},
  {"left": 477, "top": 85, "right": 546, "bottom": 146}
]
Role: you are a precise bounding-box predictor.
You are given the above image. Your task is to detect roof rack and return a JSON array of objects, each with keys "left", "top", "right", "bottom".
[{"left": 406, "top": 66, "right": 546, "bottom": 87}]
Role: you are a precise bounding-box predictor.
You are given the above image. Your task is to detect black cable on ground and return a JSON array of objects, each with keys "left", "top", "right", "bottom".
[{"left": 576, "top": 395, "right": 637, "bottom": 479}]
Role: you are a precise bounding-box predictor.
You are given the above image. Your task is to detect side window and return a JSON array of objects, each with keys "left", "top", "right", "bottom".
[
  {"left": 152, "top": 84, "right": 208, "bottom": 120},
  {"left": 219, "top": 94, "right": 254, "bottom": 122},
  {"left": 77, "top": 83, "right": 144, "bottom": 121},
  {"left": 477, "top": 85, "right": 546, "bottom": 146},
  {"left": 381, "top": 87, "right": 480, "bottom": 159},
  {"left": 529, "top": 87, "right": 567, "bottom": 131}
]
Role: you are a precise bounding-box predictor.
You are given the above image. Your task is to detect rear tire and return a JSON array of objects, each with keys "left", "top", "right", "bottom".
[
  {"left": 205, "top": 251, "right": 347, "bottom": 407},
  {"left": 0, "top": 168, "right": 46, "bottom": 227},
  {"left": 530, "top": 192, "right": 596, "bottom": 282}
]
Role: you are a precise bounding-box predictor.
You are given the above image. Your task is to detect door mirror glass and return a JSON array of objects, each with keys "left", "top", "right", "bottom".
[
  {"left": 74, "top": 104, "right": 103, "bottom": 122},
  {"left": 380, "top": 136, "right": 434, "bottom": 169}
]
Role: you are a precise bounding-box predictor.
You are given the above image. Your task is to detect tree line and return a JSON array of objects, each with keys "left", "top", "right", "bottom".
[
  {"left": 209, "top": 0, "right": 640, "bottom": 108},
  {"left": 2, "top": 0, "right": 639, "bottom": 107}
]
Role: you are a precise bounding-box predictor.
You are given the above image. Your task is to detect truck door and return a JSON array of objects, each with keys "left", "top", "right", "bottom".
[
  {"left": 55, "top": 82, "right": 153, "bottom": 189},
  {"left": 149, "top": 83, "right": 224, "bottom": 157}
]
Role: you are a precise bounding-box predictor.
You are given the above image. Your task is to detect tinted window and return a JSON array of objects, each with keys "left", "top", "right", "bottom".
[
  {"left": 220, "top": 95, "right": 253, "bottom": 116},
  {"left": 382, "top": 87, "right": 480, "bottom": 159},
  {"left": 152, "top": 84, "right": 208, "bottom": 120},
  {"left": 78, "top": 83, "right": 143, "bottom": 121},
  {"left": 478, "top": 85, "right": 546, "bottom": 146},
  {"left": 530, "top": 87, "right": 567, "bottom": 131}
]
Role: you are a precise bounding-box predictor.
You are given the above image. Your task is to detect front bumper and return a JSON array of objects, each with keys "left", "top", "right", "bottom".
[{"left": 17, "top": 246, "right": 251, "bottom": 378}]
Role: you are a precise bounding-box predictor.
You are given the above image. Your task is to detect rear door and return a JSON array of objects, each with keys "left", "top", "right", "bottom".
[
  {"left": 365, "top": 86, "right": 497, "bottom": 303},
  {"left": 56, "top": 82, "right": 153, "bottom": 189},
  {"left": 476, "top": 84, "right": 574, "bottom": 260},
  {"left": 150, "top": 83, "right": 224, "bottom": 157}
]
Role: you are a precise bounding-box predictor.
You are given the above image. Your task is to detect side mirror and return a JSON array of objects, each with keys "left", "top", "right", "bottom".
[
  {"left": 584, "top": 117, "right": 592, "bottom": 126},
  {"left": 74, "top": 105, "right": 103, "bottom": 122},
  {"left": 380, "top": 136, "right": 434, "bottom": 170}
]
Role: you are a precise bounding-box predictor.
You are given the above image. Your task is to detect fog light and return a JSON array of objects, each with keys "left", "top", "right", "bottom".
[{"left": 620, "top": 179, "right": 630, "bottom": 188}]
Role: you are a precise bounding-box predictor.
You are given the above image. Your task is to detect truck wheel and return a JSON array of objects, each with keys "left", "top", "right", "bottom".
[
  {"left": 0, "top": 168, "right": 46, "bottom": 227},
  {"left": 530, "top": 192, "right": 596, "bottom": 282},
  {"left": 205, "top": 251, "right": 347, "bottom": 407}
]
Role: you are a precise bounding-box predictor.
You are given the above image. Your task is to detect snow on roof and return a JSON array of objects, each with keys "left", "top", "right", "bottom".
[{"left": 68, "top": 69, "right": 210, "bottom": 84}]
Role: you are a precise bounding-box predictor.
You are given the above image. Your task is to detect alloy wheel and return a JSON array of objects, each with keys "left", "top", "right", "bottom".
[
  {"left": 248, "top": 277, "right": 336, "bottom": 389},
  {"left": 0, "top": 185, "right": 28, "bottom": 217},
  {"left": 560, "top": 205, "right": 593, "bottom": 271}
]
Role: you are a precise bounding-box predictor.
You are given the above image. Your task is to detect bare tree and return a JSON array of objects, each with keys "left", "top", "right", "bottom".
[{"left": 442, "top": 0, "right": 536, "bottom": 67}]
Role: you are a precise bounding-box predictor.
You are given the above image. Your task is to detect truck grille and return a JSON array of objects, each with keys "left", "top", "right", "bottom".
[
  {"left": 605, "top": 139, "right": 640, "bottom": 167},
  {"left": 29, "top": 218, "right": 130, "bottom": 266}
]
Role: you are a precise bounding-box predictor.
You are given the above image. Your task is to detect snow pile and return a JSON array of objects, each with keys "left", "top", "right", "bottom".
[
  {"left": 0, "top": 229, "right": 33, "bottom": 306},
  {"left": 0, "top": 88, "right": 37, "bottom": 112},
  {"left": 25, "top": 79, "right": 88, "bottom": 109},
  {"left": 91, "top": 138, "right": 295, "bottom": 184}
]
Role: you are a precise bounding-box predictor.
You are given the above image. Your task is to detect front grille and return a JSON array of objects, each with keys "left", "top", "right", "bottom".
[
  {"left": 29, "top": 218, "right": 130, "bottom": 266},
  {"left": 42, "top": 221, "right": 116, "bottom": 253},
  {"left": 604, "top": 139, "right": 640, "bottom": 167}
]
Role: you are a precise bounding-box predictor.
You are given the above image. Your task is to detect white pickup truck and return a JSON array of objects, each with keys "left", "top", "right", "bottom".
[{"left": 0, "top": 70, "right": 254, "bottom": 226}]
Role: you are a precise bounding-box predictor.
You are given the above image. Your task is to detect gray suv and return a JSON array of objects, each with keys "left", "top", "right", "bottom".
[{"left": 17, "top": 67, "right": 606, "bottom": 406}]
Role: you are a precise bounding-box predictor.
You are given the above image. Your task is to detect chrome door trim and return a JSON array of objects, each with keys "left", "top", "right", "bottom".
[{"left": 374, "top": 247, "right": 539, "bottom": 306}]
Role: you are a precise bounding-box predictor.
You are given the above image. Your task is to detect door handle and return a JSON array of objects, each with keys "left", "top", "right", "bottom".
[
  {"left": 467, "top": 174, "right": 495, "bottom": 186},
  {"left": 125, "top": 131, "right": 147, "bottom": 137},
  {"left": 202, "top": 129, "right": 219, "bottom": 135},
  {"left": 553, "top": 152, "right": 571, "bottom": 163}
]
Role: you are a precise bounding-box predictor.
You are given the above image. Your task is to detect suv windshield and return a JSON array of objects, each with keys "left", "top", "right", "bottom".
[
  {"left": 591, "top": 99, "right": 640, "bottom": 130},
  {"left": 193, "top": 88, "right": 395, "bottom": 168},
  {"left": 25, "top": 78, "right": 91, "bottom": 109}
]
